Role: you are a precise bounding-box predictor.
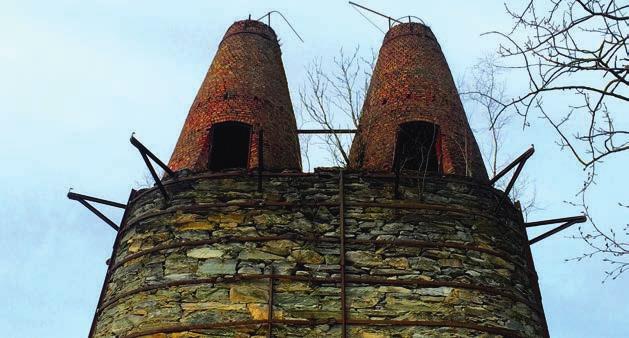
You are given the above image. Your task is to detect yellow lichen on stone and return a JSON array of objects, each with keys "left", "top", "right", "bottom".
[
  {"left": 230, "top": 285, "right": 269, "bottom": 303},
  {"left": 177, "top": 221, "right": 215, "bottom": 231},
  {"left": 246, "top": 303, "right": 268, "bottom": 320},
  {"left": 181, "top": 302, "right": 246, "bottom": 311}
]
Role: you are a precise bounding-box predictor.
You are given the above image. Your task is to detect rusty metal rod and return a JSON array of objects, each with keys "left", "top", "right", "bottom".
[
  {"left": 489, "top": 146, "right": 534, "bottom": 185},
  {"left": 297, "top": 129, "right": 357, "bottom": 134},
  {"left": 258, "top": 129, "right": 264, "bottom": 193},
  {"left": 121, "top": 318, "right": 522, "bottom": 338},
  {"left": 529, "top": 218, "right": 585, "bottom": 245},
  {"left": 394, "top": 167, "right": 400, "bottom": 199},
  {"left": 140, "top": 151, "right": 169, "bottom": 202},
  {"left": 67, "top": 192, "right": 126, "bottom": 209},
  {"left": 130, "top": 134, "right": 174, "bottom": 177},
  {"left": 75, "top": 199, "right": 120, "bottom": 231},
  {"left": 348, "top": 2, "right": 403, "bottom": 24},
  {"left": 525, "top": 215, "right": 587, "bottom": 227},
  {"left": 501, "top": 159, "right": 525, "bottom": 201},
  {"left": 267, "top": 266, "right": 274, "bottom": 338},
  {"left": 338, "top": 170, "right": 348, "bottom": 338}
]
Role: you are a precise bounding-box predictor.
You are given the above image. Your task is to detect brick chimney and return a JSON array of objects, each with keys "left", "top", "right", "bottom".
[
  {"left": 349, "top": 23, "right": 487, "bottom": 180},
  {"left": 168, "top": 20, "right": 301, "bottom": 173}
]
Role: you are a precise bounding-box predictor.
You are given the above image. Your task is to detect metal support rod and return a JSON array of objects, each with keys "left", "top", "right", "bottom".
[
  {"left": 338, "top": 169, "right": 347, "bottom": 338},
  {"left": 258, "top": 130, "right": 264, "bottom": 193},
  {"left": 256, "top": 11, "right": 304, "bottom": 43},
  {"left": 67, "top": 192, "right": 126, "bottom": 209},
  {"left": 267, "top": 266, "right": 274, "bottom": 338},
  {"left": 67, "top": 191, "right": 124, "bottom": 231},
  {"left": 348, "top": 1, "right": 403, "bottom": 24},
  {"left": 489, "top": 146, "right": 534, "bottom": 185},
  {"left": 526, "top": 215, "right": 587, "bottom": 227},
  {"left": 140, "top": 152, "right": 169, "bottom": 202},
  {"left": 394, "top": 168, "right": 400, "bottom": 199},
  {"left": 75, "top": 199, "right": 120, "bottom": 231},
  {"left": 502, "top": 159, "right": 525, "bottom": 199},
  {"left": 130, "top": 134, "right": 171, "bottom": 201},
  {"left": 130, "top": 135, "right": 175, "bottom": 177},
  {"left": 528, "top": 216, "right": 587, "bottom": 245},
  {"left": 297, "top": 129, "right": 357, "bottom": 134},
  {"left": 491, "top": 146, "right": 534, "bottom": 211}
]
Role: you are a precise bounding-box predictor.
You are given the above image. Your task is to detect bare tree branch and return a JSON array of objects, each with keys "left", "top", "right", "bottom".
[
  {"left": 298, "top": 46, "right": 376, "bottom": 166},
  {"left": 488, "top": 0, "right": 628, "bottom": 169}
]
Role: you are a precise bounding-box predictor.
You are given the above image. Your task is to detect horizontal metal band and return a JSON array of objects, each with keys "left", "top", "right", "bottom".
[
  {"left": 109, "top": 235, "right": 532, "bottom": 279},
  {"left": 121, "top": 318, "right": 523, "bottom": 338},
  {"left": 98, "top": 274, "right": 542, "bottom": 317}
]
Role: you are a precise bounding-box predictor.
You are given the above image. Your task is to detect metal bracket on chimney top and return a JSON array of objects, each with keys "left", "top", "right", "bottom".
[
  {"left": 67, "top": 190, "right": 126, "bottom": 231},
  {"left": 255, "top": 11, "right": 304, "bottom": 43},
  {"left": 349, "top": 1, "right": 403, "bottom": 30},
  {"left": 490, "top": 146, "right": 535, "bottom": 210},
  {"left": 130, "top": 134, "right": 174, "bottom": 202},
  {"left": 526, "top": 215, "right": 587, "bottom": 245}
]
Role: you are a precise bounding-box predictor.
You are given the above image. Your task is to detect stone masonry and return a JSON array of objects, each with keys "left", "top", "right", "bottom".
[
  {"left": 91, "top": 170, "right": 547, "bottom": 337},
  {"left": 86, "top": 16, "right": 550, "bottom": 338}
]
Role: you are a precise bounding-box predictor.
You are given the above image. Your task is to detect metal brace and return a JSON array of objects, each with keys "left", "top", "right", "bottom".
[
  {"left": 130, "top": 134, "right": 174, "bottom": 202},
  {"left": 297, "top": 129, "right": 357, "bottom": 134},
  {"left": 258, "top": 130, "right": 264, "bottom": 193},
  {"left": 67, "top": 191, "right": 126, "bottom": 231},
  {"left": 527, "top": 215, "right": 587, "bottom": 245},
  {"left": 491, "top": 146, "right": 535, "bottom": 210}
]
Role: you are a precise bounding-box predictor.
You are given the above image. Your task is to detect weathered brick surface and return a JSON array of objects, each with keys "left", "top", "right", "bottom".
[
  {"left": 168, "top": 20, "right": 301, "bottom": 172},
  {"left": 92, "top": 172, "right": 547, "bottom": 337},
  {"left": 349, "top": 23, "right": 488, "bottom": 181}
]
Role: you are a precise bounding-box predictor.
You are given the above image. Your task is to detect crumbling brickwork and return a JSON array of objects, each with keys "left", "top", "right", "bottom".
[
  {"left": 349, "top": 23, "right": 488, "bottom": 181},
  {"left": 92, "top": 171, "right": 547, "bottom": 337},
  {"left": 168, "top": 20, "right": 301, "bottom": 173}
]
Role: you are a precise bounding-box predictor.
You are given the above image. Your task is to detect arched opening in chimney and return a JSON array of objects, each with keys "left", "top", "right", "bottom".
[
  {"left": 208, "top": 121, "right": 252, "bottom": 171},
  {"left": 394, "top": 121, "right": 441, "bottom": 173}
]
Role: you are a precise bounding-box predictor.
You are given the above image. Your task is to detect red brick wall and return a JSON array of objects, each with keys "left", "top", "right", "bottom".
[
  {"left": 349, "top": 23, "right": 488, "bottom": 181},
  {"left": 168, "top": 20, "right": 301, "bottom": 172}
]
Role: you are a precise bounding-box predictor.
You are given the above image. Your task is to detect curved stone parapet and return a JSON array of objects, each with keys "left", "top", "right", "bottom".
[{"left": 92, "top": 172, "right": 547, "bottom": 337}]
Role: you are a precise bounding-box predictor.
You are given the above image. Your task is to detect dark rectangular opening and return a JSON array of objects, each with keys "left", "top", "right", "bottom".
[
  {"left": 394, "top": 121, "right": 440, "bottom": 173},
  {"left": 208, "top": 121, "right": 251, "bottom": 171}
]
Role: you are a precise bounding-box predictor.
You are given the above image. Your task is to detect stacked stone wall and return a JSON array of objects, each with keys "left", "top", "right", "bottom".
[{"left": 92, "top": 172, "right": 546, "bottom": 337}]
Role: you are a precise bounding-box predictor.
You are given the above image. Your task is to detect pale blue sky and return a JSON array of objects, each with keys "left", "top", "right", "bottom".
[{"left": 0, "top": 1, "right": 626, "bottom": 337}]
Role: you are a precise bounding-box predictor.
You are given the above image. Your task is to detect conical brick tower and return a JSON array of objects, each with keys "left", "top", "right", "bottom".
[
  {"left": 350, "top": 23, "right": 487, "bottom": 180},
  {"left": 168, "top": 20, "right": 301, "bottom": 173}
]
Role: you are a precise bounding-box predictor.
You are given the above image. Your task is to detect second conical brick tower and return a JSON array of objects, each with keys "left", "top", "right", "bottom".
[{"left": 350, "top": 22, "right": 487, "bottom": 180}]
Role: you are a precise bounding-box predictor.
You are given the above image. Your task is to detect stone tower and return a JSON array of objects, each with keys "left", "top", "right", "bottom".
[{"left": 89, "top": 20, "right": 549, "bottom": 338}]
